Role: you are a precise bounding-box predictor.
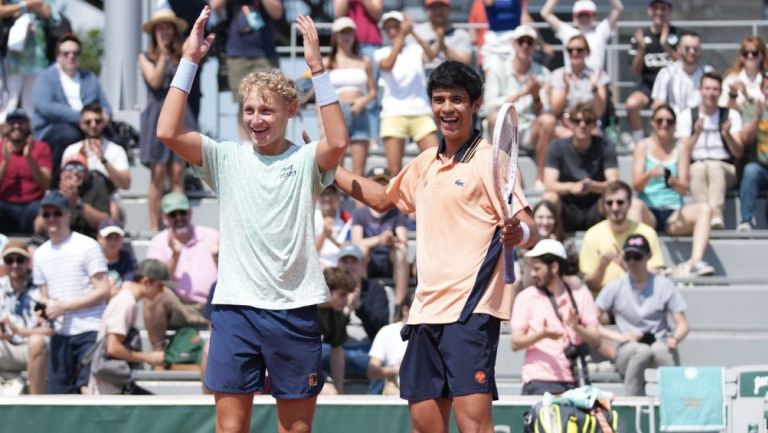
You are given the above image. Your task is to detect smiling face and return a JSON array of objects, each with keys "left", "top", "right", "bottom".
[
  {"left": 678, "top": 34, "right": 701, "bottom": 65},
  {"left": 242, "top": 89, "right": 297, "bottom": 154},
  {"left": 651, "top": 106, "right": 676, "bottom": 139},
  {"left": 154, "top": 22, "right": 177, "bottom": 49},
  {"left": 566, "top": 38, "right": 589, "bottom": 70},
  {"left": 56, "top": 40, "right": 81, "bottom": 75},
  {"left": 79, "top": 110, "right": 106, "bottom": 138},
  {"left": 41, "top": 205, "right": 68, "bottom": 237},
  {"left": 430, "top": 87, "right": 480, "bottom": 142},
  {"left": 534, "top": 205, "right": 557, "bottom": 239},
  {"left": 648, "top": 2, "right": 671, "bottom": 26},
  {"left": 4, "top": 118, "right": 30, "bottom": 146},
  {"left": 603, "top": 188, "right": 630, "bottom": 224},
  {"left": 700, "top": 76, "right": 721, "bottom": 109}
]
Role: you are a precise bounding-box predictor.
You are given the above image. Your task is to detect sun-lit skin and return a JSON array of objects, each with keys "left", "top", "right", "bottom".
[
  {"left": 241, "top": 90, "right": 298, "bottom": 155},
  {"left": 603, "top": 188, "right": 631, "bottom": 225},
  {"left": 430, "top": 87, "right": 480, "bottom": 146},
  {"left": 56, "top": 40, "right": 80, "bottom": 75}
]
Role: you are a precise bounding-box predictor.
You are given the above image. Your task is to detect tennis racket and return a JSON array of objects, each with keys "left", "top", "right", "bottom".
[{"left": 491, "top": 102, "right": 520, "bottom": 284}]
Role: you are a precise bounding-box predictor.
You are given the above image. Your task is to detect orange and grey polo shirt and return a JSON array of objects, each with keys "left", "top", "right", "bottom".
[{"left": 386, "top": 130, "right": 529, "bottom": 325}]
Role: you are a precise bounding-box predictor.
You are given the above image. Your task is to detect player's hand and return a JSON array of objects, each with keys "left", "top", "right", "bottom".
[
  {"left": 182, "top": 6, "right": 216, "bottom": 64},
  {"left": 296, "top": 16, "right": 323, "bottom": 74},
  {"left": 500, "top": 217, "right": 525, "bottom": 247}
]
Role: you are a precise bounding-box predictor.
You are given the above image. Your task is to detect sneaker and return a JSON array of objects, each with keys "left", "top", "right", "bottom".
[
  {"left": 691, "top": 260, "right": 715, "bottom": 277},
  {"left": 710, "top": 217, "right": 725, "bottom": 230},
  {"left": 671, "top": 263, "right": 692, "bottom": 278},
  {"left": 737, "top": 221, "right": 754, "bottom": 232}
]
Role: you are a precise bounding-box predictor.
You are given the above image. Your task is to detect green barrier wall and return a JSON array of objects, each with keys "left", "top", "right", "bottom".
[{"left": 0, "top": 397, "right": 652, "bottom": 433}]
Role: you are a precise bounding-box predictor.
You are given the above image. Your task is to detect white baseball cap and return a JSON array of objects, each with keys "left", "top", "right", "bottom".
[
  {"left": 332, "top": 17, "right": 356, "bottom": 33},
  {"left": 524, "top": 239, "right": 568, "bottom": 260},
  {"left": 572, "top": 0, "right": 597, "bottom": 15},
  {"left": 381, "top": 11, "right": 404, "bottom": 26},
  {"left": 511, "top": 24, "right": 537, "bottom": 41}
]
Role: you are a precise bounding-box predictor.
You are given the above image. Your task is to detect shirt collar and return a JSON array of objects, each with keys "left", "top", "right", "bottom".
[{"left": 436, "top": 129, "right": 482, "bottom": 163}]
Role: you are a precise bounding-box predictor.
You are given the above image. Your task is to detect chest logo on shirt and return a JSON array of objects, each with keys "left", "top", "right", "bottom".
[
  {"left": 280, "top": 165, "right": 297, "bottom": 180},
  {"left": 454, "top": 179, "right": 466, "bottom": 187}
]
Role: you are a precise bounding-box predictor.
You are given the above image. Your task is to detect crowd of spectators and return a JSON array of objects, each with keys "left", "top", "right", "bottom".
[{"left": 0, "top": 0, "right": 767, "bottom": 400}]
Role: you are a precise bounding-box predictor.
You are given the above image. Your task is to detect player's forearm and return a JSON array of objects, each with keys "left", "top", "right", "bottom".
[
  {"left": 157, "top": 87, "right": 202, "bottom": 165},
  {"left": 335, "top": 166, "right": 395, "bottom": 212}
]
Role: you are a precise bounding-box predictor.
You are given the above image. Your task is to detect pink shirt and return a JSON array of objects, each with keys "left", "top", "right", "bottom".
[
  {"left": 146, "top": 225, "right": 219, "bottom": 304},
  {"left": 347, "top": 0, "right": 381, "bottom": 45},
  {"left": 511, "top": 284, "right": 598, "bottom": 384}
]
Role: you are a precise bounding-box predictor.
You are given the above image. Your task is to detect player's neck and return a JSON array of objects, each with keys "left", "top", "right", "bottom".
[
  {"left": 253, "top": 138, "right": 290, "bottom": 156},
  {"left": 441, "top": 129, "right": 473, "bottom": 158}
]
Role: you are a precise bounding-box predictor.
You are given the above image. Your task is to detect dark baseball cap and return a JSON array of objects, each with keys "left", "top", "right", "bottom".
[
  {"left": 6, "top": 108, "right": 29, "bottom": 122},
  {"left": 40, "top": 190, "right": 69, "bottom": 211},
  {"left": 623, "top": 234, "right": 651, "bottom": 256},
  {"left": 649, "top": 0, "right": 672, "bottom": 7},
  {"left": 136, "top": 259, "right": 176, "bottom": 289}
]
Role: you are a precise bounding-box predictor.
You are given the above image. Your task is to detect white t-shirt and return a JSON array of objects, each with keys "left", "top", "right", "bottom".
[
  {"left": 87, "top": 288, "right": 137, "bottom": 395},
  {"left": 313, "top": 209, "right": 351, "bottom": 268},
  {"left": 374, "top": 44, "right": 432, "bottom": 117},
  {"left": 33, "top": 232, "right": 108, "bottom": 336},
  {"left": 56, "top": 65, "right": 83, "bottom": 112},
  {"left": 368, "top": 322, "right": 407, "bottom": 369},
  {"left": 719, "top": 69, "right": 765, "bottom": 112},
  {"left": 652, "top": 61, "right": 713, "bottom": 114},
  {"left": 556, "top": 20, "right": 612, "bottom": 72},
  {"left": 676, "top": 108, "right": 743, "bottom": 161},
  {"left": 62, "top": 139, "right": 130, "bottom": 186},
  {"left": 194, "top": 135, "right": 334, "bottom": 310}
]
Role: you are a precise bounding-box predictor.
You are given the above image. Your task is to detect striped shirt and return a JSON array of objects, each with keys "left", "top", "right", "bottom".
[
  {"left": 651, "top": 60, "right": 713, "bottom": 114},
  {"left": 33, "top": 232, "right": 108, "bottom": 336}
]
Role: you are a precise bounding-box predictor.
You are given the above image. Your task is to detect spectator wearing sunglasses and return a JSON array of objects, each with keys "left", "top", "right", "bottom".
[
  {"left": 33, "top": 153, "right": 117, "bottom": 239},
  {"left": 0, "top": 108, "right": 53, "bottom": 235},
  {"left": 143, "top": 192, "right": 218, "bottom": 351},
  {"left": 627, "top": 105, "right": 715, "bottom": 277},
  {"left": 541, "top": 0, "right": 623, "bottom": 72},
  {"left": 549, "top": 34, "right": 610, "bottom": 136},
  {"left": 31, "top": 33, "right": 113, "bottom": 179},
  {"left": 32, "top": 189, "right": 111, "bottom": 394},
  {"left": 721, "top": 36, "right": 767, "bottom": 113},
  {"left": 651, "top": 31, "right": 713, "bottom": 115},
  {"left": 595, "top": 234, "right": 688, "bottom": 396},
  {"left": 483, "top": 25, "right": 554, "bottom": 191},
  {"left": 62, "top": 104, "right": 131, "bottom": 192},
  {"left": 0, "top": 241, "right": 53, "bottom": 395},
  {"left": 542, "top": 103, "right": 619, "bottom": 233},
  {"left": 579, "top": 181, "right": 665, "bottom": 294}
]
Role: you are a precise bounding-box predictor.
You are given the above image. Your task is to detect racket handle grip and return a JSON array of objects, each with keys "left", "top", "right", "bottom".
[{"left": 503, "top": 245, "right": 516, "bottom": 284}]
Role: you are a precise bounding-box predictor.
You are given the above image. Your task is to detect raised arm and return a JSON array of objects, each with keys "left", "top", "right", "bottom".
[
  {"left": 156, "top": 7, "right": 216, "bottom": 166},
  {"left": 297, "top": 16, "right": 349, "bottom": 172},
  {"left": 335, "top": 166, "right": 395, "bottom": 212},
  {"left": 540, "top": 0, "right": 563, "bottom": 33},
  {"left": 607, "top": 0, "right": 624, "bottom": 30}
]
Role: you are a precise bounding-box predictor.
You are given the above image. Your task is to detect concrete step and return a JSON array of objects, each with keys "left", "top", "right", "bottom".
[{"left": 680, "top": 286, "right": 768, "bottom": 332}]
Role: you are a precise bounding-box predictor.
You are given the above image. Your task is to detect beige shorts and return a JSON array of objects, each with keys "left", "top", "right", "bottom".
[
  {"left": 0, "top": 340, "right": 28, "bottom": 372},
  {"left": 380, "top": 114, "right": 437, "bottom": 142},
  {"left": 226, "top": 57, "right": 278, "bottom": 103}
]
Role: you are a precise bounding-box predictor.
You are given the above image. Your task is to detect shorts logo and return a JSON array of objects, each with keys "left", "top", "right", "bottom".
[
  {"left": 308, "top": 372, "right": 318, "bottom": 388},
  {"left": 474, "top": 370, "right": 487, "bottom": 384}
]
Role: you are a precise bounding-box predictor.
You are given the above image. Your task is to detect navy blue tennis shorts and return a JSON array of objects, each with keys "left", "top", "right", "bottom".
[
  {"left": 399, "top": 313, "right": 501, "bottom": 401},
  {"left": 204, "top": 304, "right": 325, "bottom": 399}
]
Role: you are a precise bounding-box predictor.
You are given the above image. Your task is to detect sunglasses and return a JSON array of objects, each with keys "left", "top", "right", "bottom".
[
  {"left": 573, "top": 117, "right": 595, "bottom": 126},
  {"left": 624, "top": 253, "right": 644, "bottom": 262},
  {"left": 682, "top": 46, "right": 699, "bottom": 53},
  {"left": 3, "top": 256, "right": 27, "bottom": 265},
  {"left": 83, "top": 118, "right": 103, "bottom": 125},
  {"left": 59, "top": 50, "right": 80, "bottom": 57},
  {"left": 742, "top": 49, "right": 761, "bottom": 58},
  {"left": 567, "top": 47, "right": 587, "bottom": 55},
  {"left": 42, "top": 210, "right": 64, "bottom": 219},
  {"left": 653, "top": 117, "right": 676, "bottom": 126},
  {"left": 64, "top": 163, "right": 86, "bottom": 173},
  {"left": 516, "top": 37, "right": 534, "bottom": 46},
  {"left": 168, "top": 210, "right": 188, "bottom": 218},
  {"left": 605, "top": 199, "right": 626, "bottom": 207}
]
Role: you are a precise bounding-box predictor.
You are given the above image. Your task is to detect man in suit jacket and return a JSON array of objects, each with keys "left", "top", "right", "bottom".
[{"left": 32, "top": 33, "right": 113, "bottom": 182}]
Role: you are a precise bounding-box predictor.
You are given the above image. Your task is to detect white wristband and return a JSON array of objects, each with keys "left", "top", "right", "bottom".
[
  {"left": 519, "top": 221, "right": 530, "bottom": 245},
  {"left": 170, "top": 58, "right": 198, "bottom": 94},
  {"left": 312, "top": 71, "right": 339, "bottom": 107}
]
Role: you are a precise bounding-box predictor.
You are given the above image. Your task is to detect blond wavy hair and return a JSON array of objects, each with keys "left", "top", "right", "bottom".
[{"left": 238, "top": 69, "right": 299, "bottom": 105}]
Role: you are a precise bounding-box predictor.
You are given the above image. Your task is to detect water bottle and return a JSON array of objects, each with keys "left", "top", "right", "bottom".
[{"left": 244, "top": 7, "right": 264, "bottom": 32}]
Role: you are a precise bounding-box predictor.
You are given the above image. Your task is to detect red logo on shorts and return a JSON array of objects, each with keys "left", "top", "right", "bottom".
[
  {"left": 474, "top": 371, "right": 487, "bottom": 384},
  {"left": 308, "top": 372, "right": 318, "bottom": 387}
]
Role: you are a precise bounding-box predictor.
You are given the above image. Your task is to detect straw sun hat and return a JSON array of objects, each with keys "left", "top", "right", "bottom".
[{"left": 142, "top": 9, "right": 188, "bottom": 35}]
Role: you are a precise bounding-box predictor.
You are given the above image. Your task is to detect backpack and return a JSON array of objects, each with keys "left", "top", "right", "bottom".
[
  {"left": 523, "top": 402, "right": 622, "bottom": 433},
  {"left": 82, "top": 327, "right": 142, "bottom": 387},
  {"left": 164, "top": 327, "right": 204, "bottom": 365}
]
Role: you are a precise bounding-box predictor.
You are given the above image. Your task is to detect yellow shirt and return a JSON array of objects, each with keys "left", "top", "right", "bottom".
[
  {"left": 579, "top": 220, "right": 665, "bottom": 292},
  {"left": 386, "top": 134, "right": 529, "bottom": 324}
]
